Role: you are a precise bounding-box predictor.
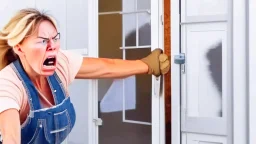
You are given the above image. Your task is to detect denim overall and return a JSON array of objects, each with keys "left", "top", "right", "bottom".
[{"left": 1, "top": 60, "right": 76, "bottom": 144}]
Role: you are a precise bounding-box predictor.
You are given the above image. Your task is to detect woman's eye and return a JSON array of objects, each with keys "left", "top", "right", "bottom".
[
  {"left": 42, "top": 39, "right": 47, "bottom": 44},
  {"left": 53, "top": 38, "right": 58, "bottom": 42},
  {"left": 53, "top": 37, "right": 60, "bottom": 42}
]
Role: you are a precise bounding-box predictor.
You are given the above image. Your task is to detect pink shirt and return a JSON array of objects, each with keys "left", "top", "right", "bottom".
[{"left": 0, "top": 50, "right": 83, "bottom": 123}]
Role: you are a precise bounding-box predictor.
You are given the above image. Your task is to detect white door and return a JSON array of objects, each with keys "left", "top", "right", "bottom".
[
  {"left": 96, "top": 0, "right": 164, "bottom": 144},
  {"left": 177, "top": 0, "right": 228, "bottom": 143}
]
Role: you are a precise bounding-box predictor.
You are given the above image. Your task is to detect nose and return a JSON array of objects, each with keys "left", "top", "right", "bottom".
[
  {"left": 47, "top": 40, "right": 56, "bottom": 51},
  {"left": 47, "top": 46, "right": 56, "bottom": 51}
]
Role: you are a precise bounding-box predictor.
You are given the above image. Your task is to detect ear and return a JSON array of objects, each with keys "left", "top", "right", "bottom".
[{"left": 13, "top": 44, "right": 24, "bottom": 56}]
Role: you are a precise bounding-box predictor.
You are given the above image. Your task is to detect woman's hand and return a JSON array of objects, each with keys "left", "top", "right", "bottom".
[
  {"left": 76, "top": 49, "right": 170, "bottom": 79},
  {"left": 141, "top": 48, "right": 170, "bottom": 77}
]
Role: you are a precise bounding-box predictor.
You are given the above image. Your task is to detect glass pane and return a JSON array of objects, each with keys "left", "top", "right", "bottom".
[
  {"left": 99, "top": 0, "right": 122, "bottom": 12},
  {"left": 137, "top": 0, "right": 151, "bottom": 10},
  {"left": 186, "top": 24, "right": 223, "bottom": 118},
  {"left": 98, "top": 12, "right": 151, "bottom": 144},
  {"left": 123, "top": 14, "right": 137, "bottom": 47},
  {"left": 124, "top": 48, "right": 152, "bottom": 122},
  {"left": 99, "top": 14, "right": 122, "bottom": 59},
  {"left": 186, "top": 0, "right": 227, "bottom": 16},
  {"left": 138, "top": 13, "right": 151, "bottom": 46}
]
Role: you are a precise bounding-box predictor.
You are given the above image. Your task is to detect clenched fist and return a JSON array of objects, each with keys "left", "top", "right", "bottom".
[{"left": 141, "top": 48, "right": 170, "bottom": 77}]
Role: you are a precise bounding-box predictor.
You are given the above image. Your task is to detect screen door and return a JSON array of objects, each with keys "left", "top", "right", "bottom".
[{"left": 97, "top": 0, "right": 162, "bottom": 144}]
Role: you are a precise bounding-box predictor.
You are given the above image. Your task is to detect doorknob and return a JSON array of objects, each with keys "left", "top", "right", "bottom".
[
  {"left": 174, "top": 53, "right": 185, "bottom": 64},
  {"left": 174, "top": 53, "right": 186, "bottom": 73}
]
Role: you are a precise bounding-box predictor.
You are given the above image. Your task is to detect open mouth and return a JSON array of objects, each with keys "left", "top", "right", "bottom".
[{"left": 43, "top": 56, "right": 56, "bottom": 67}]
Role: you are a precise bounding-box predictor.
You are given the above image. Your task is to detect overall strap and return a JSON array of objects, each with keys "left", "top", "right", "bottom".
[
  {"left": 47, "top": 73, "right": 67, "bottom": 104},
  {"left": 12, "top": 60, "right": 42, "bottom": 110}
]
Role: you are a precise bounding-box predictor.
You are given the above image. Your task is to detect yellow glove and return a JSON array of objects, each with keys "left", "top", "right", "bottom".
[{"left": 141, "top": 48, "right": 170, "bottom": 77}]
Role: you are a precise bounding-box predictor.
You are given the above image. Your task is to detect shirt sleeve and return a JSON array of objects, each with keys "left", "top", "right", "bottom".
[
  {"left": 0, "top": 78, "right": 22, "bottom": 113},
  {"left": 57, "top": 50, "right": 83, "bottom": 85}
]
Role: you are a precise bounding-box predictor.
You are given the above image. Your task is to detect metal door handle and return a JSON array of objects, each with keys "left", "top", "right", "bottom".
[
  {"left": 174, "top": 53, "right": 185, "bottom": 64},
  {"left": 154, "top": 76, "right": 161, "bottom": 96}
]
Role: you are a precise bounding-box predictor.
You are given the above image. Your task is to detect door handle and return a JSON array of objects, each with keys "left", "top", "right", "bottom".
[
  {"left": 174, "top": 53, "right": 186, "bottom": 73},
  {"left": 154, "top": 76, "right": 161, "bottom": 96},
  {"left": 153, "top": 48, "right": 165, "bottom": 96},
  {"left": 174, "top": 53, "right": 185, "bottom": 64}
]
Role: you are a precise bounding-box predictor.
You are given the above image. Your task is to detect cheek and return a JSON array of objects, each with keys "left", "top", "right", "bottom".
[
  {"left": 26, "top": 46, "right": 45, "bottom": 65},
  {"left": 55, "top": 43, "right": 60, "bottom": 50}
]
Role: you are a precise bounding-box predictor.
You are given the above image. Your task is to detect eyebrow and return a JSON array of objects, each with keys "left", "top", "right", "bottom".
[{"left": 37, "top": 33, "right": 59, "bottom": 39}]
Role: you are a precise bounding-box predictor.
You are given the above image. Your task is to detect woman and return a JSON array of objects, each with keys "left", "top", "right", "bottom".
[{"left": 0, "top": 8, "right": 170, "bottom": 144}]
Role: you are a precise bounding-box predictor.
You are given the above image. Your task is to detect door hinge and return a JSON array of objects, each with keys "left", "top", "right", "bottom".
[{"left": 93, "top": 118, "right": 103, "bottom": 126}]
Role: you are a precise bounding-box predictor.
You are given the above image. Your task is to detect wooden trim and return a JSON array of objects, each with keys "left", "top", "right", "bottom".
[{"left": 164, "top": 0, "right": 171, "bottom": 143}]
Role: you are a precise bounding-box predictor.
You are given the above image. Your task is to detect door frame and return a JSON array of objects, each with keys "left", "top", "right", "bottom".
[
  {"left": 87, "top": 0, "right": 165, "bottom": 144},
  {"left": 171, "top": 0, "right": 249, "bottom": 143},
  {"left": 248, "top": 0, "right": 256, "bottom": 143},
  {"left": 170, "top": 0, "right": 181, "bottom": 143}
]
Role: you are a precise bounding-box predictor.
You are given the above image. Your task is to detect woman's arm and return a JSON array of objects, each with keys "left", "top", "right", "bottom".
[
  {"left": 75, "top": 58, "right": 148, "bottom": 79},
  {"left": 75, "top": 49, "right": 170, "bottom": 79},
  {"left": 0, "top": 109, "right": 21, "bottom": 144}
]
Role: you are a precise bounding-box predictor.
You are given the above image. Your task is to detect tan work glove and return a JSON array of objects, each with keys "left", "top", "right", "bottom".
[{"left": 141, "top": 48, "right": 170, "bottom": 77}]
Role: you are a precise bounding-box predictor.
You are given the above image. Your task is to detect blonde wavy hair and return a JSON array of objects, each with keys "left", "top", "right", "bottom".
[{"left": 0, "top": 8, "right": 57, "bottom": 70}]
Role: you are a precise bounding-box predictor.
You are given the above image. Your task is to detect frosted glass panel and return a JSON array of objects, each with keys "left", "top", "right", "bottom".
[
  {"left": 186, "top": 0, "right": 227, "bottom": 16},
  {"left": 138, "top": 13, "right": 151, "bottom": 46},
  {"left": 123, "top": 14, "right": 137, "bottom": 47},
  {"left": 186, "top": 23, "right": 225, "bottom": 118},
  {"left": 137, "top": 0, "right": 150, "bottom": 10},
  {"left": 187, "top": 133, "right": 226, "bottom": 144}
]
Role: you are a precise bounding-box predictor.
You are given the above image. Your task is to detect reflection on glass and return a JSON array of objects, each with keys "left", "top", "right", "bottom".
[
  {"left": 125, "top": 48, "right": 152, "bottom": 122},
  {"left": 123, "top": 14, "right": 137, "bottom": 47},
  {"left": 98, "top": 2, "right": 152, "bottom": 143},
  {"left": 99, "top": 0, "right": 122, "bottom": 13},
  {"left": 137, "top": 0, "right": 151, "bottom": 10},
  {"left": 138, "top": 13, "right": 151, "bottom": 46}
]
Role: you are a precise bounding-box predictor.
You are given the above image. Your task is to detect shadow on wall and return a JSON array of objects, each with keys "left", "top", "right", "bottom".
[
  {"left": 206, "top": 41, "right": 222, "bottom": 117},
  {"left": 206, "top": 41, "right": 222, "bottom": 95}
]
